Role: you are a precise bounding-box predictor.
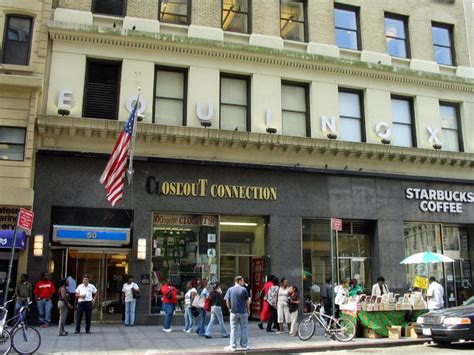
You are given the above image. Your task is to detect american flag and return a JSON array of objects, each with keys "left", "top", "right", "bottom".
[{"left": 99, "top": 100, "right": 139, "bottom": 206}]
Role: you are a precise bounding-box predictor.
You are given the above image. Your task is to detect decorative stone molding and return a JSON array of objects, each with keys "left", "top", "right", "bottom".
[
  {"left": 48, "top": 22, "right": 474, "bottom": 93},
  {"left": 37, "top": 115, "right": 474, "bottom": 169}
]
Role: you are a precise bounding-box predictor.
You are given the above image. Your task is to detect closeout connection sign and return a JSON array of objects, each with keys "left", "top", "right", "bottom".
[{"left": 405, "top": 188, "right": 474, "bottom": 214}]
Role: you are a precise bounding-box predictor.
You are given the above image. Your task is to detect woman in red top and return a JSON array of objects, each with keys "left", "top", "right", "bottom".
[
  {"left": 258, "top": 275, "right": 275, "bottom": 329},
  {"left": 161, "top": 279, "right": 177, "bottom": 332}
]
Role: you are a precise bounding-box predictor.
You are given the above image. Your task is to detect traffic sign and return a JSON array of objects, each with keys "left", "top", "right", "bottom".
[
  {"left": 17, "top": 208, "right": 34, "bottom": 232},
  {"left": 331, "top": 218, "right": 342, "bottom": 231}
]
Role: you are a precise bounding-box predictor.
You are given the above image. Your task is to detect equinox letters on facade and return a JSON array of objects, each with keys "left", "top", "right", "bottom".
[{"left": 405, "top": 188, "right": 474, "bottom": 213}]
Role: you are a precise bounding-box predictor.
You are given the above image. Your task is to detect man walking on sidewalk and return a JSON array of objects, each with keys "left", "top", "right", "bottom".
[{"left": 224, "top": 276, "right": 250, "bottom": 352}]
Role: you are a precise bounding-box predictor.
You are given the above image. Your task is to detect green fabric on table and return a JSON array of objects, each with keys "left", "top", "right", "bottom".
[{"left": 357, "top": 310, "right": 428, "bottom": 337}]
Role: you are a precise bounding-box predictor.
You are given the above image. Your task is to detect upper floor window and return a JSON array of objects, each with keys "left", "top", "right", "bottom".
[
  {"left": 334, "top": 4, "right": 360, "bottom": 50},
  {"left": 280, "top": 0, "right": 307, "bottom": 42},
  {"left": 154, "top": 67, "right": 187, "bottom": 126},
  {"left": 0, "top": 126, "right": 26, "bottom": 161},
  {"left": 391, "top": 96, "right": 415, "bottom": 148},
  {"left": 159, "top": 0, "right": 191, "bottom": 25},
  {"left": 338, "top": 89, "right": 364, "bottom": 143},
  {"left": 1, "top": 15, "right": 33, "bottom": 66},
  {"left": 439, "top": 102, "right": 462, "bottom": 152},
  {"left": 432, "top": 22, "right": 455, "bottom": 66},
  {"left": 222, "top": 0, "right": 250, "bottom": 33},
  {"left": 83, "top": 59, "right": 121, "bottom": 120},
  {"left": 281, "top": 82, "right": 309, "bottom": 137},
  {"left": 385, "top": 13, "right": 409, "bottom": 58},
  {"left": 92, "top": 0, "right": 126, "bottom": 16},
  {"left": 220, "top": 74, "right": 250, "bottom": 131}
]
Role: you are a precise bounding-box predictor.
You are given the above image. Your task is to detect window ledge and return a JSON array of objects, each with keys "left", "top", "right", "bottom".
[
  {"left": 391, "top": 57, "right": 411, "bottom": 69},
  {"left": 0, "top": 64, "right": 34, "bottom": 73},
  {"left": 283, "top": 39, "right": 307, "bottom": 53},
  {"left": 339, "top": 48, "right": 362, "bottom": 61},
  {"left": 223, "top": 31, "right": 250, "bottom": 45},
  {"left": 439, "top": 64, "right": 457, "bottom": 76},
  {"left": 160, "top": 22, "right": 188, "bottom": 36}
]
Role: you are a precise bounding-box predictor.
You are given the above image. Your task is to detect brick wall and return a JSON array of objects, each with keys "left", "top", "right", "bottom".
[
  {"left": 252, "top": 0, "right": 280, "bottom": 37},
  {"left": 127, "top": 0, "right": 158, "bottom": 20},
  {"left": 192, "top": 0, "right": 220, "bottom": 28},
  {"left": 58, "top": 0, "right": 91, "bottom": 12}
]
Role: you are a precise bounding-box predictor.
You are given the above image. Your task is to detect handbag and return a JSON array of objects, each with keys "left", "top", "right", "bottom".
[
  {"left": 203, "top": 297, "right": 211, "bottom": 312},
  {"left": 132, "top": 288, "right": 140, "bottom": 299},
  {"left": 191, "top": 295, "right": 204, "bottom": 308}
]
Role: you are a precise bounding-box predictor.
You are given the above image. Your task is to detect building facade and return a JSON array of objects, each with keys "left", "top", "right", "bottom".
[
  {"left": 21, "top": 0, "right": 474, "bottom": 323},
  {"left": 0, "top": 0, "right": 52, "bottom": 291}
]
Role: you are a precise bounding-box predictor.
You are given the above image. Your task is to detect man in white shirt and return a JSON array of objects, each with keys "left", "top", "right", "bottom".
[
  {"left": 427, "top": 276, "right": 444, "bottom": 310},
  {"left": 74, "top": 275, "right": 97, "bottom": 334}
]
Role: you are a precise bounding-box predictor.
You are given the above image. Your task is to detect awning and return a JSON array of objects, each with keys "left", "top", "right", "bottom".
[{"left": 0, "top": 230, "right": 26, "bottom": 250}]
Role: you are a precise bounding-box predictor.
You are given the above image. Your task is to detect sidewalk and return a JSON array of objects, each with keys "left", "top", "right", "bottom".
[{"left": 35, "top": 322, "right": 427, "bottom": 354}]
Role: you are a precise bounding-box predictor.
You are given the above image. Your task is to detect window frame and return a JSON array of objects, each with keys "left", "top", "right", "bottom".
[
  {"left": 1, "top": 14, "right": 34, "bottom": 66},
  {"left": 281, "top": 80, "right": 311, "bottom": 138},
  {"left": 334, "top": 3, "right": 361, "bottom": 51},
  {"left": 384, "top": 12, "right": 410, "bottom": 59},
  {"left": 153, "top": 65, "right": 188, "bottom": 126},
  {"left": 92, "top": 0, "right": 127, "bottom": 17},
  {"left": 221, "top": 0, "right": 251, "bottom": 34},
  {"left": 219, "top": 73, "right": 251, "bottom": 132},
  {"left": 158, "top": 0, "right": 192, "bottom": 26},
  {"left": 0, "top": 126, "right": 27, "bottom": 162},
  {"left": 280, "top": 0, "right": 308, "bottom": 42},
  {"left": 338, "top": 88, "right": 366, "bottom": 143},
  {"left": 431, "top": 21, "right": 456, "bottom": 66},
  {"left": 390, "top": 95, "right": 417, "bottom": 148},
  {"left": 439, "top": 101, "right": 463, "bottom": 152}
]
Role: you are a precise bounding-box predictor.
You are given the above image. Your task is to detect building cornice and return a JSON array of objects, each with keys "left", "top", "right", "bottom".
[
  {"left": 48, "top": 22, "right": 474, "bottom": 93},
  {"left": 37, "top": 115, "right": 474, "bottom": 170}
]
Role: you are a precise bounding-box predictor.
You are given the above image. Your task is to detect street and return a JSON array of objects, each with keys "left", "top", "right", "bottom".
[{"left": 320, "top": 342, "right": 474, "bottom": 355}]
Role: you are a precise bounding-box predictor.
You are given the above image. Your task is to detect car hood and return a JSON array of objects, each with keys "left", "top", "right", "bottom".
[{"left": 424, "top": 306, "right": 474, "bottom": 317}]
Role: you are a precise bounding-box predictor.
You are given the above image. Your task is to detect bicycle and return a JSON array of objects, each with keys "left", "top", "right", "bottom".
[
  {"left": 297, "top": 301, "right": 356, "bottom": 342},
  {"left": 0, "top": 299, "right": 41, "bottom": 354}
]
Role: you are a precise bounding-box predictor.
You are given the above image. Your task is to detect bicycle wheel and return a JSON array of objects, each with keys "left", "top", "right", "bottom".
[
  {"left": 0, "top": 329, "right": 12, "bottom": 355},
  {"left": 298, "top": 317, "right": 316, "bottom": 341},
  {"left": 12, "top": 326, "right": 41, "bottom": 355},
  {"left": 333, "top": 318, "right": 356, "bottom": 342}
]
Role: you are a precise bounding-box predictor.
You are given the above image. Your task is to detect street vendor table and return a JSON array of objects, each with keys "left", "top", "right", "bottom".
[{"left": 341, "top": 309, "right": 428, "bottom": 337}]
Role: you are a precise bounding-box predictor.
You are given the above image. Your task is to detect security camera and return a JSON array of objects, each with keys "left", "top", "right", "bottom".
[
  {"left": 58, "top": 108, "right": 70, "bottom": 116},
  {"left": 137, "top": 114, "right": 144, "bottom": 122},
  {"left": 327, "top": 133, "right": 337, "bottom": 139},
  {"left": 266, "top": 127, "right": 277, "bottom": 134}
]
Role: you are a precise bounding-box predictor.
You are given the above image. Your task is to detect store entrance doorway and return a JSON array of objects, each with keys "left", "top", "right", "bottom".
[{"left": 51, "top": 248, "right": 130, "bottom": 323}]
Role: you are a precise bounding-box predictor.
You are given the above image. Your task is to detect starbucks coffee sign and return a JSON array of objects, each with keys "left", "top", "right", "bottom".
[
  {"left": 405, "top": 188, "right": 474, "bottom": 213},
  {"left": 146, "top": 177, "right": 277, "bottom": 201}
]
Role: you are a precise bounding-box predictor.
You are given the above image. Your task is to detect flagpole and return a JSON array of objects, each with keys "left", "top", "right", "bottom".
[{"left": 127, "top": 88, "right": 141, "bottom": 186}]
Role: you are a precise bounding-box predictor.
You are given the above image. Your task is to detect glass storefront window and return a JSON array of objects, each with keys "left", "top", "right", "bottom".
[{"left": 150, "top": 213, "right": 218, "bottom": 315}]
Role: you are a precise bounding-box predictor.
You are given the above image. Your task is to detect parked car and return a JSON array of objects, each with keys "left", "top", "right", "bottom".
[{"left": 415, "top": 296, "right": 474, "bottom": 344}]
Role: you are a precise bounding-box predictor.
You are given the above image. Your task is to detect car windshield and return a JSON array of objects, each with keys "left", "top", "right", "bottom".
[{"left": 462, "top": 296, "right": 474, "bottom": 306}]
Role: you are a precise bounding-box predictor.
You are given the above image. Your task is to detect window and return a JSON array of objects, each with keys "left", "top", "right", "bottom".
[
  {"left": 281, "top": 82, "right": 309, "bottom": 137},
  {"left": 280, "top": 0, "right": 307, "bottom": 42},
  {"left": 440, "top": 102, "right": 462, "bottom": 152},
  {"left": 154, "top": 67, "right": 187, "bottom": 126},
  {"left": 334, "top": 4, "right": 360, "bottom": 50},
  {"left": 1, "top": 15, "right": 33, "bottom": 65},
  {"left": 0, "top": 127, "right": 26, "bottom": 161},
  {"left": 220, "top": 74, "right": 249, "bottom": 131},
  {"left": 83, "top": 60, "right": 121, "bottom": 120},
  {"left": 159, "top": 0, "right": 191, "bottom": 25},
  {"left": 384, "top": 13, "right": 409, "bottom": 58},
  {"left": 92, "top": 0, "right": 126, "bottom": 16},
  {"left": 391, "top": 96, "right": 415, "bottom": 148},
  {"left": 432, "top": 22, "right": 455, "bottom": 65},
  {"left": 222, "top": 0, "right": 250, "bottom": 33},
  {"left": 338, "top": 90, "right": 364, "bottom": 142}
]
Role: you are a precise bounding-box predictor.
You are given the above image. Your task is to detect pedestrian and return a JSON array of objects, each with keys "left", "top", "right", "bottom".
[
  {"left": 257, "top": 274, "right": 274, "bottom": 330},
  {"left": 57, "top": 278, "right": 73, "bottom": 336},
  {"left": 348, "top": 279, "right": 363, "bottom": 297},
  {"left": 205, "top": 283, "right": 228, "bottom": 339},
  {"left": 277, "top": 278, "right": 291, "bottom": 334},
  {"left": 195, "top": 279, "right": 209, "bottom": 336},
  {"left": 224, "top": 276, "right": 250, "bottom": 352},
  {"left": 320, "top": 277, "right": 333, "bottom": 316},
  {"left": 15, "top": 274, "right": 32, "bottom": 314},
  {"left": 75, "top": 275, "right": 97, "bottom": 334},
  {"left": 427, "top": 276, "right": 444, "bottom": 310},
  {"left": 265, "top": 277, "right": 279, "bottom": 332},
  {"left": 121, "top": 275, "right": 140, "bottom": 327},
  {"left": 334, "top": 279, "right": 348, "bottom": 319},
  {"left": 161, "top": 279, "right": 177, "bottom": 332},
  {"left": 183, "top": 280, "right": 197, "bottom": 333},
  {"left": 287, "top": 285, "right": 300, "bottom": 336},
  {"left": 371, "top": 276, "right": 389, "bottom": 296},
  {"left": 34, "top": 271, "right": 56, "bottom": 328},
  {"left": 65, "top": 271, "right": 77, "bottom": 324}
]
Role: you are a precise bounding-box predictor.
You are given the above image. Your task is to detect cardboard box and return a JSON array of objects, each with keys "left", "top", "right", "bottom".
[
  {"left": 388, "top": 326, "right": 402, "bottom": 339},
  {"left": 363, "top": 327, "right": 383, "bottom": 339},
  {"left": 404, "top": 322, "right": 415, "bottom": 337}
]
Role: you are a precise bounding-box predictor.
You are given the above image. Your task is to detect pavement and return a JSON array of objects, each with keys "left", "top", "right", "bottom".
[{"left": 32, "top": 321, "right": 430, "bottom": 354}]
